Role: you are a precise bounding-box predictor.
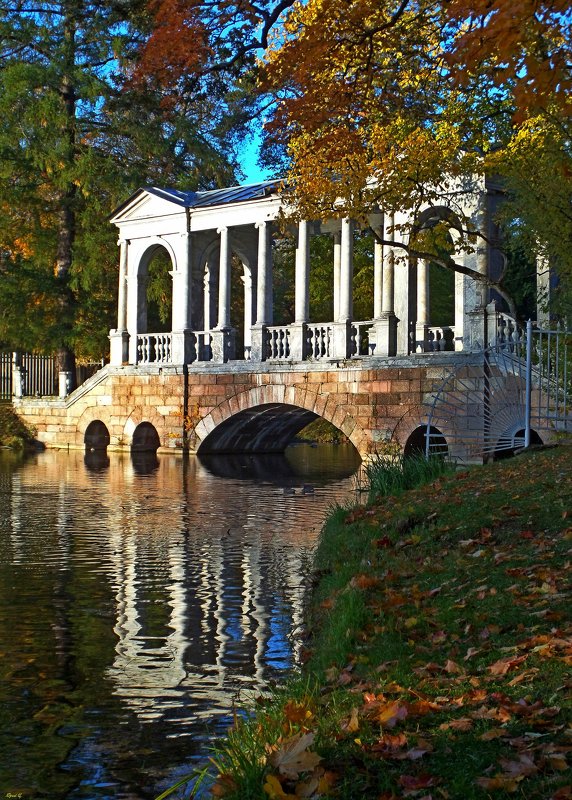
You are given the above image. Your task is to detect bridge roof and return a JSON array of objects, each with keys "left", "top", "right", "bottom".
[{"left": 111, "top": 180, "right": 281, "bottom": 220}]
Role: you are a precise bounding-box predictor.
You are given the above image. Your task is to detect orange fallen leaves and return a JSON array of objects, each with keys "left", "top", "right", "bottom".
[
  {"left": 268, "top": 732, "right": 322, "bottom": 780},
  {"left": 488, "top": 654, "right": 528, "bottom": 676}
]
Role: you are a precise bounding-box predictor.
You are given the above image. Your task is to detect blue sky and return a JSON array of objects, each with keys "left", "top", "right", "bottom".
[{"left": 238, "top": 130, "right": 272, "bottom": 184}]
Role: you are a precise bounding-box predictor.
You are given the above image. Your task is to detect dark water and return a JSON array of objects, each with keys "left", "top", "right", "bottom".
[{"left": 0, "top": 445, "right": 361, "bottom": 799}]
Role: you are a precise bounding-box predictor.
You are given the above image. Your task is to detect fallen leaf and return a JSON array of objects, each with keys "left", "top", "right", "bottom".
[
  {"left": 212, "top": 773, "right": 238, "bottom": 797},
  {"left": 475, "top": 775, "right": 522, "bottom": 792},
  {"left": 263, "top": 774, "right": 297, "bottom": 800},
  {"left": 342, "top": 707, "right": 360, "bottom": 734},
  {"left": 440, "top": 717, "right": 473, "bottom": 732},
  {"left": 398, "top": 773, "right": 439, "bottom": 795},
  {"left": 377, "top": 700, "right": 408, "bottom": 728},
  {"left": 480, "top": 727, "right": 508, "bottom": 741},
  {"left": 488, "top": 654, "right": 527, "bottom": 676},
  {"left": 269, "top": 733, "right": 322, "bottom": 780},
  {"left": 499, "top": 753, "right": 538, "bottom": 777}
]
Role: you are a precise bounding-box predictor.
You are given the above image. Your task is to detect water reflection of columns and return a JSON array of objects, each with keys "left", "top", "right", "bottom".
[
  {"left": 9, "top": 473, "right": 24, "bottom": 562},
  {"left": 241, "top": 541, "right": 267, "bottom": 686}
]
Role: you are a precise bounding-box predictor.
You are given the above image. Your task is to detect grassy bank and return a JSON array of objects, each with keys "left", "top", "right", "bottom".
[
  {"left": 166, "top": 445, "right": 571, "bottom": 800},
  {"left": 0, "top": 403, "right": 37, "bottom": 450}
]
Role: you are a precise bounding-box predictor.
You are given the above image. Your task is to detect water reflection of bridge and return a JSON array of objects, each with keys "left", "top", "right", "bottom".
[{"left": 5, "top": 449, "right": 356, "bottom": 726}]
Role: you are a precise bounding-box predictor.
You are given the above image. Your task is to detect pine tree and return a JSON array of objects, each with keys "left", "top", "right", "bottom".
[{"left": 0, "top": 0, "right": 238, "bottom": 381}]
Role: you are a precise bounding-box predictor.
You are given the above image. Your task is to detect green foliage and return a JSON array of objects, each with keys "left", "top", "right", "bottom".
[
  {"left": 0, "top": 404, "right": 36, "bottom": 449},
  {"left": 0, "top": 0, "right": 239, "bottom": 364}
]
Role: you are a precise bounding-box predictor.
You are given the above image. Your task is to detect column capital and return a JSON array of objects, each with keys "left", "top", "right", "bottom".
[
  {"left": 217, "top": 225, "right": 228, "bottom": 235},
  {"left": 255, "top": 220, "right": 267, "bottom": 230}
]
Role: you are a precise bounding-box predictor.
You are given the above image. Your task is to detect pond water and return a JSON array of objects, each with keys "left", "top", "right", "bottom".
[{"left": 0, "top": 445, "right": 361, "bottom": 799}]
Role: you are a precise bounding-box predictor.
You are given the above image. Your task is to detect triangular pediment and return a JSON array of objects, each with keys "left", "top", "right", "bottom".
[{"left": 109, "top": 188, "right": 188, "bottom": 225}]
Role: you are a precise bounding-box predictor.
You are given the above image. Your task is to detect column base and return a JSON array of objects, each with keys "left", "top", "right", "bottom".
[
  {"left": 109, "top": 329, "right": 130, "bottom": 365},
  {"left": 369, "top": 314, "right": 398, "bottom": 357},
  {"left": 250, "top": 326, "right": 267, "bottom": 362},
  {"left": 210, "top": 329, "right": 236, "bottom": 363},
  {"left": 171, "top": 330, "right": 196, "bottom": 364},
  {"left": 331, "top": 320, "right": 352, "bottom": 359},
  {"left": 415, "top": 323, "right": 429, "bottom": 353}
]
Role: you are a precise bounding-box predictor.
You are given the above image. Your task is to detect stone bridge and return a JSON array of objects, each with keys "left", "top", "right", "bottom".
[
  {"left": 12, "top": 178, "right": 549, "bottom": 462},
  {"left": 14, "top": 352, "right": 485, "bottom": 460}
]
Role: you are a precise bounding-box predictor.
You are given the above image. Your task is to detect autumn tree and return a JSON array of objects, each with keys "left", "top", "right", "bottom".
[
  {"left": 139, "top": 0, "right": 571, "bottom": 317},
  {"left": 0, "top": 0, "right": 238, "bottom": 380}
]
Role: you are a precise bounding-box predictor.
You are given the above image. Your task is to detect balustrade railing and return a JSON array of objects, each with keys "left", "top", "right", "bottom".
[
  {"left": 194, "top": 331, "right": 213, "bottom": 362},
  {"left": 265, "top": 326, "right": 291, "bottom": 360},
  {"left": 306, "top": 324, "right": 332, "bottom": 359},
  {"left": 350, "top": 322, "right": 374, "bottom": 356},
  {"left": 136, "top": 333, "right": 172, "bottom": 364},
  {"left": 490, "top": 311, "right": 524, "bottom": 355},
  {"left": 426, "top": 326, "right": 456, "bottom": 352}
]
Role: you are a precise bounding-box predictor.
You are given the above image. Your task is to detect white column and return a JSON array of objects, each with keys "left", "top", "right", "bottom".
[
  {"left": 117, "top": 238, "right": 128, "bottom": 332},
  {"left": 476, "top": 193, "right": 488, "bottom": 307},
  {"left": 242, "top": 268, "right": 253, "bottom": 356},
  {"left": 255, "top": 221, "right": 272, "bottom": 325},
  {"left": 294, "top": 220, "right": 310, "bottom": 323},
  {"left": 203, "top": 263, "right": 212, "bottom": 331},
  {"left": 217, "top": 226, "right": 231, "bottom": 329},
  {"left": 333, "top": 230, "right": 341, "bottom": 321},
  {"left": 417, "top": 259, "right": 429, "bottom": 326},
  {"left": 172, "top": 233, "right": 191, "bottom": 331},
  {"left": 373, "top": 232, "right": 383, "bottom": 318},
  {"left": 339, "top": 218, "right": 353, "bottom": 321},
  {"left": 382, "top": 248, "right": 395, "bottom": 314}
]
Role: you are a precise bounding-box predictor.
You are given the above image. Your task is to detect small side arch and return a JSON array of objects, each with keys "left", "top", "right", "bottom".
[
  {"left": 404, "top": 425, "right": 448, "bottom": 458},
  {"left": 84, "top": 420, "right": 110, "bottom": 451},
  {"left": 131, "top": 422, "right": 161, "bottom": 453}
]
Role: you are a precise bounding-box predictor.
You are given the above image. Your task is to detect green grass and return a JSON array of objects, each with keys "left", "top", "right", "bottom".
[
  {"left": 162, "top": 443, "right": 572, "bottom": 800},
  {"left": 363, "top": 452, "right": 454, "bottom": 501}
]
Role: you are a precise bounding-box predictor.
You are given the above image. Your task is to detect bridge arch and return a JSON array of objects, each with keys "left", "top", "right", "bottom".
[
  {"left": 193, "top": 385, "right": 369, "bottom": 456},
  {"left": 131, "top": 421, "right": 161, "bottom": 453},
  {"left": 84, "top": 420, "right": 110, "bottom": 451}
]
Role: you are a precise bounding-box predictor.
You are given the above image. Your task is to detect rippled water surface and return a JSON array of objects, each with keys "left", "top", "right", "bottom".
[{"left": 0, "top": 445, "right": 361, "bottom": 799}]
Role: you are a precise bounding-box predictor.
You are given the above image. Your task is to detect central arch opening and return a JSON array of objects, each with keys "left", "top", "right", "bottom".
[{"left": 197, "top": 403, "right": 320, "bottom": 454}]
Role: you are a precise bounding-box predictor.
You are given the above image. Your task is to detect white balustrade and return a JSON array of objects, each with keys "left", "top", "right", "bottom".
[
  {"left": 136, "top": 333, "right": 172, "bottom": 364},
  {"left": 306, "top": 325, "right": 332, "bottom": 359},
  {"left": 265, "top": 326, "right": 291, "bottom": 360},
  {"left": 194, "top": 331, "right": 213, "bottom": 362},
  {"left": 426, "top": 326, "right": 456, "bottom": 352},
  {"left": 350, "top": 322, "right": 374, "bottom": 356},
  {"left": 493, "top": 313, "right": 523, "bottom": 355}
]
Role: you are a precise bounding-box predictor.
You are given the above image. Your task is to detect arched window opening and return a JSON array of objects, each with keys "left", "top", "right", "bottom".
[{"left": 145, "top": 247, "right": 173, "bottom": 334}]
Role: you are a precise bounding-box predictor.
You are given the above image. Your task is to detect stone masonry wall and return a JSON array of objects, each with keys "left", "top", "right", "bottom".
[{"left": 13, "top": 354, "right": 481, "bottom": 458}]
